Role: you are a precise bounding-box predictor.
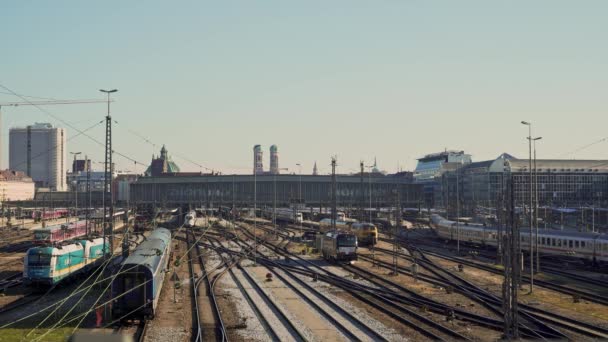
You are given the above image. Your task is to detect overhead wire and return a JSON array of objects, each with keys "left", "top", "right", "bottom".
[
  {"left": 557, "top": 136, "right": 608, "bottom": 158},
  {"left": 24, "top": 252, "right": 116, "bottom": 338},
  {"left": 38, "top": 218, "right": 193, "bottom": 338},
  {"left": 0, "top": 91, "right": 64, "bottom": 101},
  {"left": 0, "top": 83, "right": 146, "bottom": 168},
  {"left": 115, "top": 122, "right": 213, "bottom": 171},
  {"left": 37, "top": 214, "right": 192, "bottom": 336}
]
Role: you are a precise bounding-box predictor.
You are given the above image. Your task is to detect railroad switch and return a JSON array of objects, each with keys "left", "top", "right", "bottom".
[
  {"left": 266, "top": 273, "right": 273, "bottom": 282},
  {"left": 458, "top": 264, "right": 464, "bottom": 272}
]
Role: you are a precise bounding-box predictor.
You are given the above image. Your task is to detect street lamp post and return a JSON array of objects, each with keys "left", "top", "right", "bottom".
[
  {"left": 533, "top": 136, "right": 542, "bottom": 273},
  {"left": 254, "top": 171, "right": 257, "bottom": 266},
  {"left": 365, "top": 165, "right": 373, "bottom": 223},
  {"left": 296, "top": 163, "right": 302, "bottom": 236},
  {"left": 456, "top": 160, "right": 462, "bottom": 254},
  {"left": 521, "top": 120, "right": 534, "bottom": 292},
  {"left": 273, "top": 168, "right": 289, "bottom": 231},
  {"left": 70, "top": 151, "right": 82, "bottom": 221}
]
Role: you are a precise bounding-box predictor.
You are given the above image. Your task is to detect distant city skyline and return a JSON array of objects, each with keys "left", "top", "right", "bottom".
[{"left": 2, "top": 1, "right": 607, "bottom": 175}]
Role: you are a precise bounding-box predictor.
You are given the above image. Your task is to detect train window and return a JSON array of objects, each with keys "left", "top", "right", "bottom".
[
  {"left": 557, "top": 239, "right": 562, "bottom": 247},
  {"left": 569, "top": 240, "right": 573, "bottom": 248},
  {"left": 575, "top": 241, "right": 579, "bottom": 249},
  {"left": 581, "top": 241, "right": 586, "bottom": 248}
]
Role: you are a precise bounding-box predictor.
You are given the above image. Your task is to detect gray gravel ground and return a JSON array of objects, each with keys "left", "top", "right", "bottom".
[
  {"left": 213, "top": 244, "right": 269, "bottom": 341},
  {"left": 273, "top": 267, "right": 388, "bottom": 342},
  {"left": 232, "top": 266, "right": 296, "bottom": 340},
  {"left": 143, "top": 326, "right": 188, "bottom": 342}
]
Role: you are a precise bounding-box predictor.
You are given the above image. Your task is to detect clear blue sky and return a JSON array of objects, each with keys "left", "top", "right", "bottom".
[{"left": 2, "top": 1, "right": 607, "bottom": 175}]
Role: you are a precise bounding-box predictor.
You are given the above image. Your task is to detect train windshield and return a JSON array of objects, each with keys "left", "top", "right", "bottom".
[
  {"left": 337, "top": 235, "right": 357, "bottom": 247},
  {"left": 28, "top": 253, "right": 51, "bottom": 266},
  {"left": 34, "top": 231, "right": 50, "bottom": 240}
]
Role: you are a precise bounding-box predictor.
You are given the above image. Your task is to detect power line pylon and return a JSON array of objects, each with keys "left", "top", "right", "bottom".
[{"left": 100, "top": 89, "right": 117, "bottom": 257}]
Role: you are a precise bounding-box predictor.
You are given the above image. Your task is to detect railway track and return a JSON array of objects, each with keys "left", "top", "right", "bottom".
[
  {"left": 250, "top": 222, "right": 608, "bottom": 340},
  {"left": 117, "top": 320, "right": 148, "bottom": 342},
  {"left": 188, "top": 230, "right": 227, "bottom": 342},
  {"left": 0, "top": 272, "right": 23, "bottom": 290},
  {"left": 210, "top": 239, "right": 286, "bottom": 341},
  {"left": 396, "top": 229, "right": 608, "bottom": 285},
  {"left": 379, "top": 237, "right": 608, "bottom": 307},
  {"left": 0, "top": 240, "right": 35, "bottom": 254},
  {"left": 376, "top": 237, "right": 608, "bottom": 339},
  {"left": 222, "top": 236, "right": 390, "bottom": 342},
  {"left": 232, "top": 223, "right": 473, "bottom": 341}
]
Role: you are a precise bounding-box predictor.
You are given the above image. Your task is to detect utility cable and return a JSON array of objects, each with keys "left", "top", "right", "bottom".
[
  {"left": 557, "top": 136, "right": 608, "bottom": 158},
  {"left": 48, "top": 219, "right": 189, "bottom": 336},
  {"left": 27, "top": 246, "right": 119, "bottom": 338},
  {"left": 115, "top": 122, "right": 213, "bottom": 171},
  {"left": 0, "top": 83, "right": 146, "bottom": 168}
]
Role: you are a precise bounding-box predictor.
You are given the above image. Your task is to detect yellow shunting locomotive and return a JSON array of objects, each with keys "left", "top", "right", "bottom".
[{"left": 350, "top": 222, "right": 378, "bottom": 247}]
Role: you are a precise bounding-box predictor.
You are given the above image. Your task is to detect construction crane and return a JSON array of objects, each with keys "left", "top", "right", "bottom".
[{"left": 0, "top": 98, "right": 113, "bottom": 174}]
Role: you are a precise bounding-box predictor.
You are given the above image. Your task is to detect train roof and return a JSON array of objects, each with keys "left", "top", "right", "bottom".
[
  {"left": 351, "top": 222, "right": 376, "bottom": 228},
  {"left": 32, "top": 223, "right": 65, "bottom": 232},
  {"left": 32, "top": 220, "right": 87, "bottom": 232},
  {"left": 432, "top": 214, "right": 608, "bottom": 240},
  {"left": 520, "top": 228, "right": 606, "bottom": 240},
  {"left": 121, "top": 228, "right": 171, "bottom": 272},
  {"left": 449, "top": 223, "right": 606, "bottom": 240},
  {"left": 74, "top": 237, "right": 107, "bottom": 245},
  {"left": 27, "top": 242, "right": 83, "bottom": 255},
  {"left": 324, "top": 230, "right": 355, "bottom": 237},
  {"left": 319, "top": 218, "right": 349, "bottom": 225}
]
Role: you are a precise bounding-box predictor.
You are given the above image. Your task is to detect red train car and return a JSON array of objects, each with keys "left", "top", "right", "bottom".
[
  {"left": 31, "top": 209, "right": 70, "bottom": 221},
  {"left": 32, "top": 220, "right": 89, "bottom": 245}
]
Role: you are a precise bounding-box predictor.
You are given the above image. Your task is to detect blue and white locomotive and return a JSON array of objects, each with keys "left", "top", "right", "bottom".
[
  {"left": 111, "top": 227, "right": 172, "bottom": 320},
  {"left": 24, "top": 237, "right": 110, "bottom": 286}
]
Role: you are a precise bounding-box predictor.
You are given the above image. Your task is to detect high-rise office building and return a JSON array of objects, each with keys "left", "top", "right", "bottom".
[{"left": 9, "top": 123, "right": 67, "bottom": 191}]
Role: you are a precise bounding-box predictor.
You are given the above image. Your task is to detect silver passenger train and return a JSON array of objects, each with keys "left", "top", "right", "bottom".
[{"left": 430, "top": 214, "right": 608, "bottom": 264}]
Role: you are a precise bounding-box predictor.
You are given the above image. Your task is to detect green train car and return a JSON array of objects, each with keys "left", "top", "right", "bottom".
[{"left": 24, "top": 237, "right": 110, "bottom": 286}]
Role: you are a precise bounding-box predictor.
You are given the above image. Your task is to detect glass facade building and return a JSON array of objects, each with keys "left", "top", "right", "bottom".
[
  {"left": 441, "top": 155, "right": 608, "bottom": 220},
  {"left": 413, "top": 150, "right": 472, "bottom": 208}
]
